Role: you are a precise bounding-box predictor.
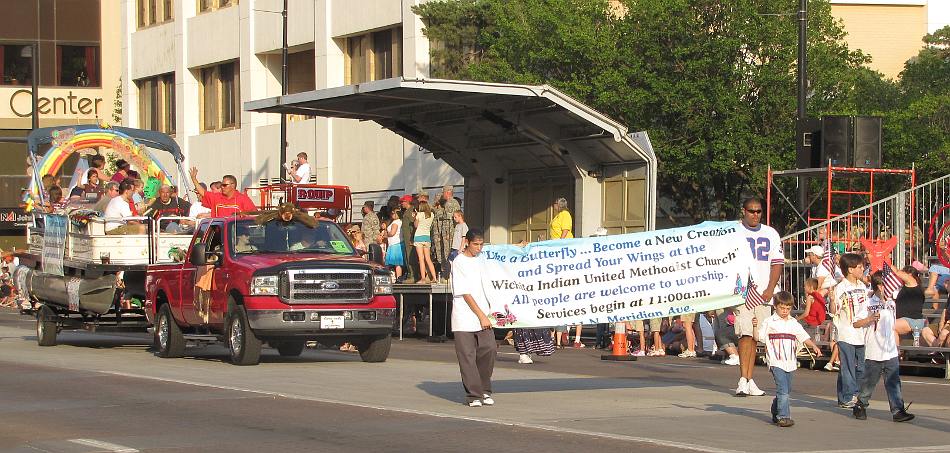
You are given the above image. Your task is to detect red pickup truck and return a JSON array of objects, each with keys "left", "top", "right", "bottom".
[{"left": 145, "top": 216, "right": 396, "bottom": 365}]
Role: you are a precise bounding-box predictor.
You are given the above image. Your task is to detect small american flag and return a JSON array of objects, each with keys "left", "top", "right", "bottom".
[
  {"left": 821, "top": 239, "right": 837, "bottom": 275},
  {"left": 879, "top": 265, "right": 904, "bottom": 301},
  {"left": 745, "top": 276, "right": 766, "bottom": 310}
]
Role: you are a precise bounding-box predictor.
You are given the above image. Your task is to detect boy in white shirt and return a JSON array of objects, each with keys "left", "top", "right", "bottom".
[
  {"left": 451, "top": 228, "right": 495, "bottom": 407},
  {"left": 830, "top": 253, "right": 868, "bottom": 408},
  {"left": 757, "top": 291, "right": 822, "bottom": 427},
  {"left": 852, "top": 267, "right": 915, "bottom": 422}
]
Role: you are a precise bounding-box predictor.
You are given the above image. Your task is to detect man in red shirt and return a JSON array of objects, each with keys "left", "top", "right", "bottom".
[{"left": 189, "top": 167, "right": 257, "bottom": 217}]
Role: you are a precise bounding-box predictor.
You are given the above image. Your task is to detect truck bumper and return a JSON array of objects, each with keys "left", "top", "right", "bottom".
[{"left": 245, "top": 308, "right": 395, "bottom": 337}]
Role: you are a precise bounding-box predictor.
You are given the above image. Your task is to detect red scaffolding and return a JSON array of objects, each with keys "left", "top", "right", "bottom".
[{"left": 766, "top": 165, "right": 916, "bottom": 247}]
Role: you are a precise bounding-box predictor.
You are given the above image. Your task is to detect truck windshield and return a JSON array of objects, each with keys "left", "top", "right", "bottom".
[{"left": 229, "top": 219, "right": 355, "bottom": 255}]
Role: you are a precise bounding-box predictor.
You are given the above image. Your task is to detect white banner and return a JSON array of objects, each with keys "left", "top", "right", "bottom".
[
  {"left": 42, "top": 214, "right": 68, "bottom": 277},
  {"left": 480, "top": 221, "right": 756, "bottom": 328}
]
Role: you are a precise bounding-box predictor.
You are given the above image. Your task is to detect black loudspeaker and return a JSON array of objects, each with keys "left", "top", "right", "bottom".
[
  {"left": 853, "top": 116, "right": 882, "bottom": 168},
  {"left": 821, "top": 115, "right": 852, "bottom": 166},
  {"left": 796, "top": 117, "right": 821, "bottom": 169}
]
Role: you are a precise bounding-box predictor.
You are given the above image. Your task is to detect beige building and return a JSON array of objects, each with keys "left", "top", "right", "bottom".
[
  {"left": 0, "top": 0, "right": 121, "bottom": 204},
  {"left": 830, "top": 0, "right": 932, "bottom": 79},
  {"left": 121, "top": 0, "right": 461, "bottom": 212}
]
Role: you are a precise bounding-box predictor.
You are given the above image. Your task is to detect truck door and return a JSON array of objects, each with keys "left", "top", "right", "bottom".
[
  {"left": 204, "top": 222, "right": 229, "bottom": 328},
  {"left": 189, "top": 222, "right": 224, "bottom": 326},
  {"left": 180, "top": 221, "right": 210, "bottom": 326}
]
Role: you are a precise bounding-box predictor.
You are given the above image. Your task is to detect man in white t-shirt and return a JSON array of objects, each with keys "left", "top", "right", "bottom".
[
  {"left": 450, "top": 228, "right": 495, "bottom": 408},
  {"left": 286, "top": 152, "right": 311, "bottom": 184},
  {"left": 103, "top": 180, "right": 144, "bottom": 234},
  {"left": 735, "top": 197, "right": 784, "bottom": 397},
  {"left": 852, "top": 270, "right": 915, "bottom": 422}
]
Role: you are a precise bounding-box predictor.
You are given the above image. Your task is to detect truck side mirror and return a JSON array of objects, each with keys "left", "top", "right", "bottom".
[
  {"left": 367, "top": 243, "right": 384, "bottom": 265},
  {"left": 190, "top": 243, "right": 207, "bottom": 265}
]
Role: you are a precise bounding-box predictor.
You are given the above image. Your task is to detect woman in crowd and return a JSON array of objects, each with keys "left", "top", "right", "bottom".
[
  {"left": 385, "top": 209, "right": 405, "bottom": 282},
  {"left": 414, "top": 198, "right": 438, "bottom": 284},
  {"left": 893, "top": 266, "right": 937, "bottom": 347}
]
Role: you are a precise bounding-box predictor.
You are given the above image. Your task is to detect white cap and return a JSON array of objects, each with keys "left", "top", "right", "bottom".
[{"left": 806, "top": 245, "right": 824, "bottom": 256}]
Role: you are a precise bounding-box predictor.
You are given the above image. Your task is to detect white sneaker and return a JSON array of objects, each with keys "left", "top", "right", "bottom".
[
  {"left": 468, "top": 399, "right": 483, "bottom": 407},
  {"left": 482, "top": 394, "right": 494, "bottom": 406},
  {"left": 518, "top": 354, "right": 534, "bottom": 364},
  {"left": 722, "top": 354, "right": 740, "bottom": 366},
  {"left": 747, "top": 379, "right": 766, "bottom": 396},
  {"left": 735, "top": 377, "right": 749, "bottom": 396},
  {"left": 677, "top": 350, "right": 697, "bottom": 358}
]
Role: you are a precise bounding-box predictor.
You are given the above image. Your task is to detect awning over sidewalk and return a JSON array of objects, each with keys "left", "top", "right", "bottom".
[{"left": 245, "top": 77, "right": 657, "bottom": 234}]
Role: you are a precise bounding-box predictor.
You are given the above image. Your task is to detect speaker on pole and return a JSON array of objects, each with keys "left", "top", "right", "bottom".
[
  {"left": 796, "top": 117, "right": 821, "bottom": 168},
  {"left": 821, "top": 115, "right": 852, "bottom": 166},
  {"left": 853, "top": 116, "right": 882, "bottom": 168}
]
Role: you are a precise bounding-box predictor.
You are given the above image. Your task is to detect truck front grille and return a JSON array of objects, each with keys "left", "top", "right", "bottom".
[{"left": 284, "top": 269, "right": 371, "bottom": 304}]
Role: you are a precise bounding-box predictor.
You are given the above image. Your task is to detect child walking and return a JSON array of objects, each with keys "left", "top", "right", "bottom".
[
  {"left": 852, "top": 267, "right": 915, "bottom": 422},
  {"left": 757, "top": 291, "right": 822, "bottom": 427}
]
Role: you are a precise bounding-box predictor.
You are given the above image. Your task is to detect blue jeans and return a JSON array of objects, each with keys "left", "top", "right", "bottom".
[
  {"left": 770, "top": 367, "right": 793, "bottom": 419},
  {"left": 837, "top": 342, "right": 865, "bottom": 405},
  {"left": 858, "top": 357, "right": 905, "bottom": 414}
]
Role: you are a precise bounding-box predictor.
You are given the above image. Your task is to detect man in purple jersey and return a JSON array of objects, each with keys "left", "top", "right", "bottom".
[{"left": 735, "top": 197, "right": 784, "bottom": 397}]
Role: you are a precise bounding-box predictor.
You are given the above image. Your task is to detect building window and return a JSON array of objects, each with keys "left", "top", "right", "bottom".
[
  {"left": 344, "top": 26, "right": 402, "bottom": 84},
  {"left": 199, "top": 0, "right": 237, "bottom": 13},
  {"left": 136, "top": 73, "right": 175, "bottom": 135},
  {"left": 287, "top": 49, "right": 315, "bottom": 94},
  {"left": 57, "top": 45, "right": 99, "bottom": 87},
  {"left": 0, "top": 44, "right": 35, "bottom": 86},
  {"left": 199, "top": 61, "right": 240, "bottom": 132},
  {"left": 138, "top": 0, "right": 173, "bottom": 28}
]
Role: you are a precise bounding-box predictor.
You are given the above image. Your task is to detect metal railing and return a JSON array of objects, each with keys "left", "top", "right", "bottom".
[{"left": 780, "top": 173, "right": 950, "bottom": 308}]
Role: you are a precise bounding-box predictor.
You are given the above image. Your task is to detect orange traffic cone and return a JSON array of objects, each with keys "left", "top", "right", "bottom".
[{"left": 601, "top": 322, "right": 637, "bottom": 361}]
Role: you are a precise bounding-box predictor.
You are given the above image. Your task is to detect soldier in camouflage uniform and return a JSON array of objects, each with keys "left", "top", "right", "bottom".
[
  {"left": 360, "top": 201, "right": 380, "bottom": 246},
  {"left": 431, "top": 185, "right": 460, "bottom": 281}
]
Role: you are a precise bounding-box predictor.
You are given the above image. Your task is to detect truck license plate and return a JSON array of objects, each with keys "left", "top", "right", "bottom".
[{"left": 320, "top": 315, "right": 344, "bottom": 329}]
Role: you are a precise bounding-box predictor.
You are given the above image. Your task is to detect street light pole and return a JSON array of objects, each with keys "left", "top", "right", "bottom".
[
  {"left": 279, "top": 0, "right": 288, "bottom": 182},
  {"left": 31, "top": 43, "right": 39, "bottom": 131},
  {"left": 797, "top": 0, "right": 807, "bottom": 123},
  {"left": 796, "top": 0, "right": 808, "bottom": 212}
]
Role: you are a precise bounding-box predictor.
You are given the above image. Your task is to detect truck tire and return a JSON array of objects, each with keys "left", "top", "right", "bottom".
[
  {"left": 358, "top": 334, "right": 392, "bottom": 363},
  {"left": 156, "top": 304, "right": 185, "bottom": 358},
  {"left": 36, "top": 305, "right": 57, "bottom": 347},
  {"left": 275, "top": 341, "right": 306, "bottom": 357},
  {"left": 229, "top": 306, "right": 262, "bottom": 366}
]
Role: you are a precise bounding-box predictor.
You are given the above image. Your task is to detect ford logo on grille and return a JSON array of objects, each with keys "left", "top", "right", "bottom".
[{"left": 322, "top": 281, "right": 340, "bottom": 290}]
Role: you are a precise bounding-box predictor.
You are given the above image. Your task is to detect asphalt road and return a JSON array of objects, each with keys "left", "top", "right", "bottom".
[{"left": 1, "top": 308, "right": 949, "bottom": 453}]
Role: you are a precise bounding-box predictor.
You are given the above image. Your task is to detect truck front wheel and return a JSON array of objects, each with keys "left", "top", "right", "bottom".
[
  {"left": 156, "top": 304, "right": 185, "bottom": 358},
  {"left": 36, "top": 305, "right": 57, "bottom": 347},
  {"left": 229, "top": 307, "right": 262, "bottom": 366},
  {"left": 357, "top": 334, "right": 392, "bottom": 363}
]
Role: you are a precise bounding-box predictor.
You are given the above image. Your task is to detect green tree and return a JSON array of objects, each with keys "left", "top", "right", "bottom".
[{"left": 414, "top": 0, "right": 871, "bottom": 224}]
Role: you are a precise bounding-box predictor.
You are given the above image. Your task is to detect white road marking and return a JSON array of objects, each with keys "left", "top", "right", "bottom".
[
  {"left": 68, "top": 439, "right": 139, "bottom": 452},
  {"left": 776, "top": 447, "right": 950, "bottom": 453},
  {"left": 98, "top": 370, "right": 739, "bottom": 453},
  {"left": 903, "top": 380, "right": 950, "bottom": 386}
]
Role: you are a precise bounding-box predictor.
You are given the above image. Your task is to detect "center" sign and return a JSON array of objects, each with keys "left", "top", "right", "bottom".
[{"left": 296, "top": 188, "right": 335, "bottom": 203}]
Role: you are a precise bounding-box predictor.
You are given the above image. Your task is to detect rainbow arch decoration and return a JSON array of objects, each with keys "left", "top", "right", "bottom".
[{"left": 27, "top": 127, "right": 175, "bottom": 210}]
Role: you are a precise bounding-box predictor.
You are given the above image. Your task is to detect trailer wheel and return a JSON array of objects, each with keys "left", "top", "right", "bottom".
[
  {"left": 156, "top": 304, "right": 185, "bottom": 358},
  {"left": 275, "top": 341, "right": 306, "bottom": 357},
  {"left": 357, "top": 334, "right": 392, "bottom": 363},
  {"left": 229, "top": 306, "right": 262, "bottom": 366},
  {"left": 36, "top": 305, "right": 57, "bottom": 347}
]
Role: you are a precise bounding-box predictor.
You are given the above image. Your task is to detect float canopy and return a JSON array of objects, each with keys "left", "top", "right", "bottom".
[{"left": 27, "top": 125, "right": 184, "bottom": 162}]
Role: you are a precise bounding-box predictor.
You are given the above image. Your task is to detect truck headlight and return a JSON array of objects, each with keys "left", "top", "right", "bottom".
[
  {"left": 373, "top": 274, "right": 392, "bottom": 295},
  {"left": 251, "top": 275, "right": 279, "bottom": 295}
]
